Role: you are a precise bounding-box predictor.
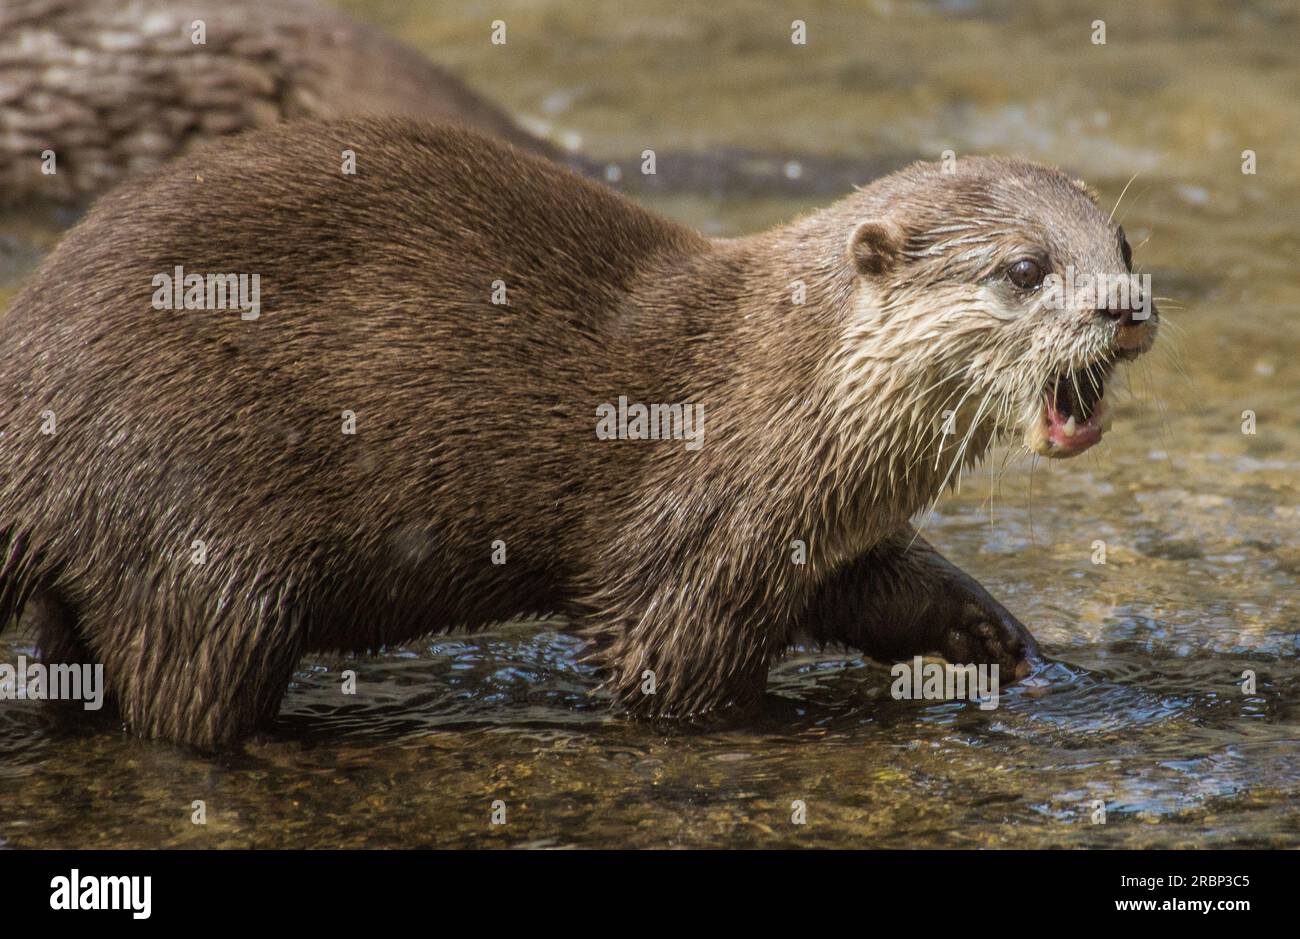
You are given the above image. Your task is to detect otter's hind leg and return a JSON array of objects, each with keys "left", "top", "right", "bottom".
[
  {"left": 21, "top": 589, "right": 94, "bottom": 667},
  {"left": 14, "top": 589, "right": 126, "bottom": 727},
  {"left": 799, "top": 526, "right": 1042, "bottom": 679},
  {"left": 90, "top": 587, "right": 306, "bottom": 749}
]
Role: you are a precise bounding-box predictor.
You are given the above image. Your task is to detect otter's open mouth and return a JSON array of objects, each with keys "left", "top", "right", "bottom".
[{"left": 1029, "top": 360, "right": 1113, "bottom": 458}]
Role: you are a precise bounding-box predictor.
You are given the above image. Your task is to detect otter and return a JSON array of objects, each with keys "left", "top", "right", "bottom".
[
  {"left": 0, "top": 119, "right": 1157, "bottom": 748},
  {"left": 0, "top": 0, "right": 906, "bottom": 207}
]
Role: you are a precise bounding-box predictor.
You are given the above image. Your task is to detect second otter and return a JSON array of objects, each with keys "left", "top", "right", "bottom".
[{"left": 0, "top": 120, "right": 1158, "bottom": 747}]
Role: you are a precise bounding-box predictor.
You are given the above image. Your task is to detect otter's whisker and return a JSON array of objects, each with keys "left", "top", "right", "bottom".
[
  {"left": 1116, "top": 184, "right": 1153, "bottom": 227},
  {"left": 1108, "top": 170, "right": 1141, "bottom": 225}
]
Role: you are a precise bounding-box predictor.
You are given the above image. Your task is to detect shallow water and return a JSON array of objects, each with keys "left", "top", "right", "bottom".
[{"left": 1, "top": 0, "right": 1297, "bottom": 848}]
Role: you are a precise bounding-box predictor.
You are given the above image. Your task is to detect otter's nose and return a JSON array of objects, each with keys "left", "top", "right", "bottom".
[{"left": 1096, "top": 298, "right": 1157, "bottom": 326}]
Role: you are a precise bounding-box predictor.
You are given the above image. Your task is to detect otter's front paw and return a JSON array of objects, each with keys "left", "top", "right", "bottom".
[{"left": 939, "top": 603, "right": 1042, "bottom": 681}]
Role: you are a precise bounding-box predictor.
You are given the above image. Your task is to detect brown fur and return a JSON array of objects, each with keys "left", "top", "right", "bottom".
[{"left": 0, "top": 119, "right": 1154, "bottom": 747}]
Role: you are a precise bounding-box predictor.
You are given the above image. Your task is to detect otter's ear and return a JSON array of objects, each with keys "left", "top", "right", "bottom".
[
  {"left": 848, "top": 220, "right": 903, "bottom": 276},
  {"left": 1072, "top": 178, "right": 1101, "bottom": 205}
]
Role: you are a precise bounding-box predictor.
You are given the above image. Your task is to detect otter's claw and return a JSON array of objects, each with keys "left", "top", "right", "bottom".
[{"left": 940, "top": 603, "right": 1043, "bottom": 682}]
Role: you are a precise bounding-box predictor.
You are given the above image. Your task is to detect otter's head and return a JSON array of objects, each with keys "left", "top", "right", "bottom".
[{"left": 842, "top": 156, "right": 1158, "bottom": 463}]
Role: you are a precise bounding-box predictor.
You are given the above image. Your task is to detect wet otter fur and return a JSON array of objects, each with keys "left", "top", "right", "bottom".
[{"left": 0, "top": 119, "right": 1157, "bottom": 747}]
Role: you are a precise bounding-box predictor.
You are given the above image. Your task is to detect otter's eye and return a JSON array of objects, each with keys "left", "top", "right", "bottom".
[{"left": 1007, "top": 258, "right": 1046, "bottom": 289}]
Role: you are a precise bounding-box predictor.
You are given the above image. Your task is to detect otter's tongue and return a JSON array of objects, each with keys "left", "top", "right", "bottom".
[{"left": 1043, "top": 369, "right": 1106, "bottom": 455}]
